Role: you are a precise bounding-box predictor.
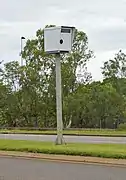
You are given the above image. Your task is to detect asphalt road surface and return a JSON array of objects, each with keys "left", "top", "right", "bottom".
[
  {"left": 0, "top": 157, "right": 126, "bottom": 180},
  {"left": 0, "top": 134, "right": 126, "bottom": 144}
]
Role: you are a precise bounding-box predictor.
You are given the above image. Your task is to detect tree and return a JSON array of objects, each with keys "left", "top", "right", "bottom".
[
  {"left": 101, "top": 50, "right": 126, "bottom": 126},
  {"left": 21, "top": 25, "right": 93, "bottom": 127},
  {"left": 102, "top": 50, "right": 126, "bottom": 96},
  {"left": 63, "top": 81, "right": 125, "bottom": 128},
  {"left": 0, "top": 80, "right": 11, "bottom": 126},
  {"left": 1, "top": 27, "right": 125, "bottom": 129},
  {"left": 3, "top": 26, "right": 125, "bottom": 129}
]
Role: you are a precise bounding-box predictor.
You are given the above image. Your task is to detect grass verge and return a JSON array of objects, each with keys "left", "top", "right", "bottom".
[
  {"left": 0, "top": 139, "right": 125, "bottom": 159},
  {"left": 0, "top": 129, "right": 126, "bottom": 137}
]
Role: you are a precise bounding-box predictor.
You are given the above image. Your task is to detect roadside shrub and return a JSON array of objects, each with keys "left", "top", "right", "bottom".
[{"left": 118, "top": 123, "right": 126, "bottom": 130}]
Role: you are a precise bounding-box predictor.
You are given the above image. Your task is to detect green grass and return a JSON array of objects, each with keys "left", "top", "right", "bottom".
[
  {"left": 0, "top": 139, "right": 126, "bottom": 159},
  {"left": 0, "top": 129, "right": 126, "bottom": 137}
]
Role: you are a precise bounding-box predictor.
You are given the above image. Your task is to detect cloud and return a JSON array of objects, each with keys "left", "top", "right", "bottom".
[
  {"left": 87, "top": 18, "right": 126, "bottom": 52},
  {"left": 0, "top": 0, "right": 126, "bottom": 80},
  {"left": 87, "top": 50, "right": 119, "bottom": 81}
]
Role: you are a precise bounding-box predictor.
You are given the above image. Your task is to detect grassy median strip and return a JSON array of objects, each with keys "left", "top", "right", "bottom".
[
  {"left": 0, "top": 129, "right": 126, "bottom": 137},
  {"left": 0, "top": 139, "right": 125, "bottom": 159}
]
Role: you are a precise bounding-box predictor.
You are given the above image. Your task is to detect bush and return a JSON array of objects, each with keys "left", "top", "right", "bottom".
[{"left": 118, "top": 123, "right": 126, "bottom": 130}]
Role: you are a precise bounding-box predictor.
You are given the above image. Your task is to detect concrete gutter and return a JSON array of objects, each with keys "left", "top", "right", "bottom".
[{"left": 0, "top": 151, "right": 126, "bottom": 167}]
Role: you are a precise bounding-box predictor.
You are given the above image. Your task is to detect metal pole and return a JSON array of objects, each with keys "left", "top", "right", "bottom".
[
  {"left": 21, "top": 38, "right": 23, "bottom": 66},
  {"left": 55, "top": 53, "right": 63, "bottom": 145},
  {"left": 20, "top": 37, "right": 25, "bottom": 66}
]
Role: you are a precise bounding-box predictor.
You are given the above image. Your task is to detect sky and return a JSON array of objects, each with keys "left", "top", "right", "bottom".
[{"left": 0, "top": 0, "right": 126, "bottom": 81}]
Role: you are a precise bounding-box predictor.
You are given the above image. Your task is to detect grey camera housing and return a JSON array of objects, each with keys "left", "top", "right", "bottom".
[{"left": 44, "top": 26, "right": 75, "bottom": 54}]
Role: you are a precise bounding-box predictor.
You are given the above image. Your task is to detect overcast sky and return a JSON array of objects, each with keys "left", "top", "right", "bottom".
[{"left": 0, "top": 0, "right": 126, "bottom": 80}]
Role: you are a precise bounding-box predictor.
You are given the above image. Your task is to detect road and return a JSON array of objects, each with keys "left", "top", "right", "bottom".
[
  {"left": 0, "top": 157, "right": 126, "bottom": 180},
  {"left": 0, "top": 134, "right": 126, "bottom": 144}
]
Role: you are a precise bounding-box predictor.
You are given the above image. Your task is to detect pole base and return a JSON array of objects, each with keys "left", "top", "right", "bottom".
[{"left": 55, "top": 135, "right": 66, "bottom": 145}]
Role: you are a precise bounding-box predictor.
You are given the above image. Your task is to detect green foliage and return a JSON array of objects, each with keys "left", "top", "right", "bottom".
[
  {"left": 118, "top": 123, "right": 126, "bottom": 130},
  {"left": 0, "top": 25, "right": 126, "bottom": 129},
  {"left": 102, "top": 50, "right": 126, "bottom": 79},
  {"left": 0, "top": 139, "right": 126, "bottom": 159},
  {"left": 0, "top": 25, "right": 94, "bottom": 128}
]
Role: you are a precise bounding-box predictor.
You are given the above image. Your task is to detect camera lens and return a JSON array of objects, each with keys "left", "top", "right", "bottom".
[{"left": 60, "top": 39, "right": 63, "bottom": 44}]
